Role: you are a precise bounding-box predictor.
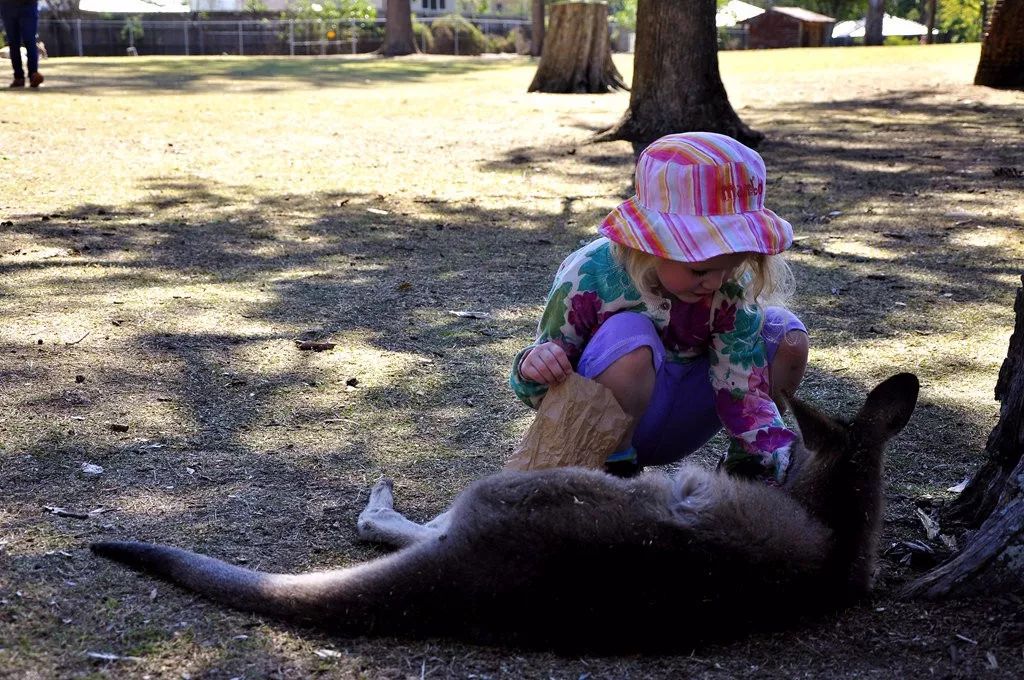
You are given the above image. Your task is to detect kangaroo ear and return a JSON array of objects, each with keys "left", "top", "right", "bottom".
[
  {"left": 853, "top": 373, "right": 920, "bottom": 443},
  {"left": 787, "top": 393, "right": 847, "bottom": 455}
]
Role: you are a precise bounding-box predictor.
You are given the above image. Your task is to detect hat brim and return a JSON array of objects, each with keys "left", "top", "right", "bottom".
[{"left": 599, "top": 196, "right": 793, "bottom": 263}]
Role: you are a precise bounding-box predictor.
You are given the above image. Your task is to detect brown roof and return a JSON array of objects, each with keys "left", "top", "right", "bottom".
[{"left": 770, "top": 6, "right": 835, "bottom": 22}]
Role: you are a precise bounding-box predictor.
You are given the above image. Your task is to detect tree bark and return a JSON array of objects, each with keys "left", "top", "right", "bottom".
[
  {"left": 597, "top": 0, "right": 762, "bottom": 149},
  {"left": 528, "top": 2, "right": 626, "bottom": 94},
  {"left": 923, "top": 0, "right": 936, "bottom": 44},
  {"left": 379, "top": 0, "right": 419, "bottom": 57},
  {"left": 531, "top": 0, "right": 545, "bottom": 57},
  {"left": 865, "top": 0, "right": 885, "bottom": 46},
  {"left": 902, "top": 276, "right": 1024, "bottom": 598},
  {"left": 974, "top": 0, "right": 1024, "bottom": 89}
]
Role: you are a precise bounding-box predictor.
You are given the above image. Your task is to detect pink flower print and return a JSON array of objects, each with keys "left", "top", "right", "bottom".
[
  {"left": 664, "top": 296, "right": 712, "bottom": 350},
  {"left": 715, "top": 389, "right": 779, "bottom": 433},
  {"left": 754, "top": 427, "right": 797, "bottom": 453},
  {"left": 711, "top": 300, "right": 737, "bottom": 335},
  {"left": 747, "top": 365, "right": 770, "bottom": 395},
  {"left": 567, "top": 291, "right": 602, "bottom": 337}
]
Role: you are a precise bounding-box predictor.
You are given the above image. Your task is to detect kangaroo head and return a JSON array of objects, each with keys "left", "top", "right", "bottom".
[{"left": 782, "top": 373, "right": 920, "bottom": 597}]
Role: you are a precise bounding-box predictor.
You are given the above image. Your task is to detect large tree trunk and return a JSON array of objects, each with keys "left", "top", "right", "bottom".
[
  {"left": 597, "top": 0, "right": 761, "bottom": 149},
  {"left": 865, "top": 0, "right": 885, "bottom": 46},
  {"left": 531, "top": 0, "right": 545, "bottom": 57},
  {"left": 379, "top": 0, "right": 418, "bottom": 57},
  {"left": 528, "top": 2, "right": 626, "bottom": 93},
  {"left": 902, "top": 276, "right": 1024, "bottom": 598},
  {"left": 974, "top": 0, "right": 1024, "bottom": 89}
]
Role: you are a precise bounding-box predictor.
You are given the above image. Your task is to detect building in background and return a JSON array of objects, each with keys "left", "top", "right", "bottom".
[{"left": 741, "top": 6, "right": 835, "bottom": 49}]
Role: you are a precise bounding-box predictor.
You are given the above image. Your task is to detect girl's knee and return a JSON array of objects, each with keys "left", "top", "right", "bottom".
[{"left": 608, "top": 345, "right": 655, "bottom": 375}]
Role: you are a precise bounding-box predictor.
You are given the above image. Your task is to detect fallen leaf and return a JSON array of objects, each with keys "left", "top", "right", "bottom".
[
  {"left": 314, "top": 649, "right": 344, "bottom": 659},
  {"left": 448, "top": 310, "right": 491, "bottom": 319},
  {"left": 81, "top": 463, "right": 105, "bottom": 475}
]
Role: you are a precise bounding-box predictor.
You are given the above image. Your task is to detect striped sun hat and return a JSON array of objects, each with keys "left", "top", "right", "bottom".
[{"left": 599, "top": 132, "right": 793, "bottom": 263}]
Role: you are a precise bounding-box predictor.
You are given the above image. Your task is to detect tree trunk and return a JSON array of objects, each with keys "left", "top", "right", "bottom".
[
  {"left": 902, "top": 276, "right": 1024, "bottom": 598},
  {"left": 865, "top": 0, "right": 885, "bottom": 46},
  {"left": 974, "top": 0, "right": 1024, "bottom": 89},
  {"left": 597, "top": 0, "right": 762, "bottom": 149},
  {"left": 528, "top": 2, "right": 626, "bottom": 93},
  {"left": 531, "top": 0, "right": 545, "bottom": 57},
  {"left": 379, "top": 0, "right": 418, "bottom": 57},
  {"left": 923, "top": 0, "right": 936, "bottom": 44}
]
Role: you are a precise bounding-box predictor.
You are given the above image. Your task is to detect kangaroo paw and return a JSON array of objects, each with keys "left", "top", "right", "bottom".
[{"left": 365, "top": 478, "right": 395, "bottom": 511}]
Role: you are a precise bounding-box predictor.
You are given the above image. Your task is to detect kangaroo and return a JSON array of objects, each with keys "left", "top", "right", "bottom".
[{"left": 91, "top": 373, "right": 919, "bottom": 652}]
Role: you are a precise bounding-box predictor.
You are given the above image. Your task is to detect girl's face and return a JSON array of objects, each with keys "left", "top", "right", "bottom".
[{"left": 654, "top": 252, "right": 749, "bottom": 302}]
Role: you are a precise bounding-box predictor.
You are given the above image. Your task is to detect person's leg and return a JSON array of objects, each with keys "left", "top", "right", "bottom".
[
  {"left": 1, "top": 5, "right": 25, "bottom": 82},
  {"left": 576, "top": 312, "right": 663, "bottom": 476},
  {"left": 632, "top": 307, "right": 808, "bottom": 468},
  {"left": 20, "top": 3, "right": 40, "bottom": 83}
]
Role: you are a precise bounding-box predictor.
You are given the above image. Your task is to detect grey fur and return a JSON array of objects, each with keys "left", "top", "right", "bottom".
[{"left": 91, "top": 373, "right": 919, "bottom": 651}]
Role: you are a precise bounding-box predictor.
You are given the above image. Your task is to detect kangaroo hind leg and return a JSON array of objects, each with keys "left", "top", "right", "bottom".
[{"left": 356, "top": 479, "right": 450, "bottom": 549}]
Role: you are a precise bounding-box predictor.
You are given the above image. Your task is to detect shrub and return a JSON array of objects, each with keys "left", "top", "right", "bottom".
[
  {"left": 484, "top": 30, "right": 517, "bottom": 54},
  {"left": 412, "top": 17, "right": 434, "bottom": 53},
  {"left": 429, "top": 14, "right": 486, "bottom": 55}
]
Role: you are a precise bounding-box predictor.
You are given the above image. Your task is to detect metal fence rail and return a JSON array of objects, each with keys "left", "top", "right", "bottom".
[{"left": 38, "top": 17, "right": 531, "bottom": 58}]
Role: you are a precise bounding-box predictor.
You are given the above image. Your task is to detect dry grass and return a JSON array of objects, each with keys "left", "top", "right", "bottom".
[{"left": 1, "top": 43, "right": 1024, "bottom": 678}]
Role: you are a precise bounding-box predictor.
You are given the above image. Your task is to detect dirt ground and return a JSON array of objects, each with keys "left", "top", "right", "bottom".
[{"left": 1, "top": 45, "right": 1024, "bottom": 678}]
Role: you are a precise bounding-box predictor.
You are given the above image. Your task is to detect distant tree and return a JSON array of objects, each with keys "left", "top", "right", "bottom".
[
  {"left": 974, "top": 0, "right": 1024, "bottom": 88},
  {"left": 380, "top": 0, "right": 418, "bottom": 55},
  {"left": 923, "top": 0, "right": 937, "bottom": 43},
  {"left": 865, "top": 0, "right": 885, "bottom": 44},
  {"left": 531, "top": 0, "right": 545, "bottom": 56},
  {"left": 598, "top": 0, "right": 761, "bottom": 149},
  {"left": 528, "top": 1, "right": 626, "bottom": 93}
]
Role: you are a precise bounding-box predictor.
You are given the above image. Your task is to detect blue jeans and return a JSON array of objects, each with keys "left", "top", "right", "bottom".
[{"left": 1, "top": 2, "right": 40, "bottom": 79}]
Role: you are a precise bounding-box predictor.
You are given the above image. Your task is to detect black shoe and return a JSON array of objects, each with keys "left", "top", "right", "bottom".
[{"left": 605, "top": 458, "right": 643, "bottom": 478}]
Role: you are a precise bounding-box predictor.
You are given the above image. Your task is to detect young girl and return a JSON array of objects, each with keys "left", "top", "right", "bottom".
[{"left": 510, "top": 132, "right": 808, "bottom": 484}]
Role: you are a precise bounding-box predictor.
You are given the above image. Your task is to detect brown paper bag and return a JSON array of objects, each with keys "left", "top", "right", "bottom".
[{"left": 505, "top": 372, "right": 633, "bottom": 472}]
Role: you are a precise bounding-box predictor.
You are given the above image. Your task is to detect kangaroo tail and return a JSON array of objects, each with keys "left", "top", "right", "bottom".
[
  {"left": 91, "top": 540, "right": 456, "bottom": 632},
  {"left": 91, "top": 541, "right": 372, "bottom": 624}
]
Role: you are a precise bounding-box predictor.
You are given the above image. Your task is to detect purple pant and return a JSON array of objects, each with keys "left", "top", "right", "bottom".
[{"left": 576, "top": 309, "right": 806, "bottom": 466}]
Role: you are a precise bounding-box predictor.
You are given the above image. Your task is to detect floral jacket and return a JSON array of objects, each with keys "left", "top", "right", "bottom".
[{"left": 509, "top": 238, "right": 796, "bottom": 483}]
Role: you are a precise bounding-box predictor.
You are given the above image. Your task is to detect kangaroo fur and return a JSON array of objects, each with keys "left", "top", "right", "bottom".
[{"left": 92, "top": 373, "right": 920, "bottom": 652}]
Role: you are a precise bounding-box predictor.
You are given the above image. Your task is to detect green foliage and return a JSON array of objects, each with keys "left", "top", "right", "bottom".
[
  {"left": 457, "top": 0, "right": 489, "bottom": 14},
  {"left": 883, "top": 35, "right": 920, "bottom": 45},
  {"left": 284, "top": 0, "right": 377, "bottom": 43},
  {"left": 937, "top": 0, "right": 983, "bottom": 42},
  {"left": 285, "top": 0, "right": 377, "bottom": 22},
  {"left": 245, "top": 0, "right": 269, "bottom": 13},
  {"left": 120, "top": 16, "right": 143, "bottom": 45},
  {"left": 607, "top": 0, "right": 637, "bottom": 30},
  {"left": 485, "top": 29, "right": 518, "bottom": 53},
  {"left": 430, "top": 14, "right": 487, "bottom": 55},
  {"left": 412, "top": 17, "right": 435, "bottom": 53}
]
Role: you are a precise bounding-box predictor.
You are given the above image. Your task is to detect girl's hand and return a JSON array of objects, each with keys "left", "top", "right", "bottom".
[{"left": 519, "top": 341, "right": 573, "bottom": 385}]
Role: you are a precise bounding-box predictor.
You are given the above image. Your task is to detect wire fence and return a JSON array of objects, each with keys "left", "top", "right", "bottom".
[{"left": 37, "top": 16, "right": 533, "bottom": 58}]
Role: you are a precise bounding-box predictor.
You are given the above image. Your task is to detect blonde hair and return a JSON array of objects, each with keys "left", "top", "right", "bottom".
[{"left": 610, "top": 243, "right": 795, "bottom": 308}]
